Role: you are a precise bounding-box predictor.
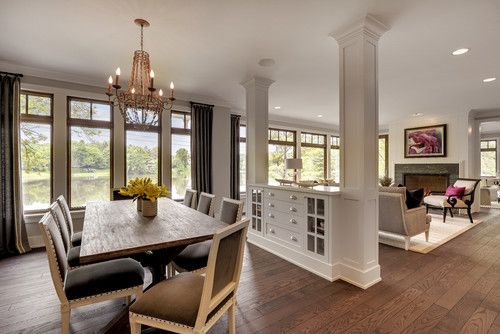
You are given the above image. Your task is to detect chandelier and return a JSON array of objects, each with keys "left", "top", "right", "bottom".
[{"left": 106, "top": 19, "right": 175, "bottom": 127}]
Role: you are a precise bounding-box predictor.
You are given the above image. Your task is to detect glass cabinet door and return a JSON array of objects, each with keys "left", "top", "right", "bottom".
[
  {"left": 306, "top": 197, "right": 326, "bottom": 257},
  {"left": 249, "top": 188, "right": 263, "bottom": 233}
]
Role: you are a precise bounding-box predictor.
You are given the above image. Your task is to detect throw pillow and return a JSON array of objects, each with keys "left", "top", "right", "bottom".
[
  {"left": 406, "top": 188, "right": 424, "bottom": 209},
  {"left": 445, "top": 185, "right": 466, "bottom": 199}
]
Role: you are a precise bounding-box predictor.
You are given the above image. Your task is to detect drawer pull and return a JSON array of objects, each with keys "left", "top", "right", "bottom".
[
  {"left": 289, "top": 195, "right": 297, "bottom": 200},
  {"left": 268, "top": 192, "right": 274, "bottom": 197},
  {"left": 289, "top": 207, "right": 297, "bottom": 212},
  {"left": 269, "top": 228, "right": 275, "bottom": 234},
  {"left": 290, "top": 218, "right": 297, "bottom": 224},
  {"left": 290, "top": 236, "right": 298, "bottom": 242},
  {"left": 268, "top": 203, "right": 274, "bottom": 208}
]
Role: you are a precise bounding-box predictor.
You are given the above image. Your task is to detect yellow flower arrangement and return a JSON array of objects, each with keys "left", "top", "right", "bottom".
[{"left": 119, "top": 177, "right": 169, "bottom": 202}]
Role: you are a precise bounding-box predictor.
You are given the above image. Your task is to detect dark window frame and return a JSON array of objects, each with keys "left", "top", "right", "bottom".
[
  {"left": 67, "top": 96, "right": 114, "bottom": 209},
  {"left": 20, "top": 90, "right": 54, "bottom": 213},
  {"left": 301, "top": 132, "right": 327, "bottom": 179}
]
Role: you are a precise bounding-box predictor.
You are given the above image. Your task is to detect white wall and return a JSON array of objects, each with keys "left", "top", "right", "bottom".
[{"left": 387, "top": 111, "right": 469, "bottom": 178}]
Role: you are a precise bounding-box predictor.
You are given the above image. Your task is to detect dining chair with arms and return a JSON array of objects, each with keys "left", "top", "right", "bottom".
[
  {"left": 39, "top": 212, "right": 144, "bottom": 334},
  {"left": 183, "top": 189, "right": 197, "bottom": 208},
  {"left": 129, "top": 218, "right": 249, "bottom": 334},
  {"left": 172, "top": 198, "right": 244, "bottom": 274},
  {"left": 56, "top": 195, "right": 82, "bottom": 247},
  {"left": 197, "top": 192, "right": 216, "bottom": 216}
]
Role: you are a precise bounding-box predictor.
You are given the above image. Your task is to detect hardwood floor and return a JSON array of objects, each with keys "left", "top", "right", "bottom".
[{"left": 2, "top": 210, "right": 500, "bottom": 333}]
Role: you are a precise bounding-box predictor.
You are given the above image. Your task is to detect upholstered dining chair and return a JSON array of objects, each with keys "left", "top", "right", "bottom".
[
  {"left": 197, "top": 192, "right": 216, "bottom": 216},
  {"left": 49, "top": 202, "right": 81, "bottom": 268},
  {"left": 39, "top": 212, "right": 144, "bottom": 334},
  {"left": 183, "top": 189, "right": 197, "bottom": 208},
  {"left": 423, "top": 178, "right": 480, "bottom": 224},
  {"left": 56, "top": 195, "right": 82, "bottom": 247},
  {"left": 129, "top": 219, "right": 249, "bottom": 334},
  {"left": 172, "top": 198, "right": 245, "bottom": 274}
]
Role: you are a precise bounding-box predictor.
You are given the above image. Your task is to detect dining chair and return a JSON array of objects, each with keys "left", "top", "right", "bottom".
[
  {"left": 129, "top": 218, "right": 249, "bottom": 334},
  {"left": 172, "top": 198, "right": 245, "bottom": 274},
  {"left": 183, "top": 189, "right": 197, "bottom": 208},
  {"left": 197, "top": 192, "right": 216, "bottom": 216},
  {"left": 56, "top": 195, "right": 82, "bottom": 247},
  {"left": 49, "top": 202, "right": 81, "bottom": 268},
  {"left": 39, "top": 212, "right": 144, "bottom": 334}
]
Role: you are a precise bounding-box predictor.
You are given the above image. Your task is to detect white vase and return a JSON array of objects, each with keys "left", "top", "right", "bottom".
[
  {"left": 137, "top": 198, "right": 143, "bottom": 212},
  {"left": 142, "top": 199, "right": 158, "bottom": 217}
]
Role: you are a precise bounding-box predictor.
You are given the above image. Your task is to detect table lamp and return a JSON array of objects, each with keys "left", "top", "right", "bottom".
[{"left": 285, "top": 158, "right": 303, "bottom": 181}]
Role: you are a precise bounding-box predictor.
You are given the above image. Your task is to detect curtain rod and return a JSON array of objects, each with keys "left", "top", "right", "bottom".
[{"left": 0, "top": 71, "right": 23, "bottom": 77}]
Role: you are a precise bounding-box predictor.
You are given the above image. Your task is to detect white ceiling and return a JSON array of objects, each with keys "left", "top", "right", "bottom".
[{"left": 1, "top": 0, "right": 500, "bottom": 127}]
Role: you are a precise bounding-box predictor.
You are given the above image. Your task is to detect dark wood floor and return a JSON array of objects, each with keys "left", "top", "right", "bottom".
[{"left": 2, "top": 211, "right": 500, "bottom": 333}]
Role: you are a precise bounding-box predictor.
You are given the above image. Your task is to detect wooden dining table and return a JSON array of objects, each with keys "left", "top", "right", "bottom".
[{"left": 80, "top": 197, "right": 228, "bottom": 282}]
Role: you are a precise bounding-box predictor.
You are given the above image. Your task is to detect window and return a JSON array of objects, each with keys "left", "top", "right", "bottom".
[
  {"left": 239, "top": 125, "right": 246, "bottom": 193},
  {"left": 329, "top": 136, "right": 340, "bottom": 183},
  {"left": 171, "top": 111, "right": 191, "bottom": 200},
  {"left": 68, "top": 98, "right": 113, "bottom": 208},
  {"left": 126, "top": 118, "right": 160, "bottom": 184},
  {"left": 379, "top": 135, "right": 389, "bottom": 178},
  {"left": 301, "top": 132, "right": 326, "bottom": 180},
  {"left": 481, "top": 140, "right": 497, "bottom": 177},
  {"left": 268, "top": 128, "right": 296, "bottom": 185},
  {"left": 20, "top": 91, "right": 53, "bottom": 211}
]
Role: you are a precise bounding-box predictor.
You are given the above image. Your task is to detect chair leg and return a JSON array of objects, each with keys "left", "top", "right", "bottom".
[
  {"left": 61, "top": 304, "right": 71, "bottom": 334},
  {"left": 443, "top": 208, "right": 447, "bottom": 223},
  {"left": 425, "top": 230, "right": 429, "bottom": 242},
  {"left": 467, "top": 208, "right": 474, "bottom": 224},
  {"left": 449, "top": 208, "right": 454, "bottom": 218},
  {"left": 426, "top": 205, "right": 429, "bottom": 214},
  {"left": 129, "top": 315, "right": 141, "bottom": 334},
  {"left": 228, "top": 302, "right": 236, "bottom": 334},
  {"left": 404, "top": 236, "right": 410, "bottom": 251}
]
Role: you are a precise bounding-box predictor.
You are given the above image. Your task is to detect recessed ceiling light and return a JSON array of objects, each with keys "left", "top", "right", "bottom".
[
  {"left": 413, "top": 112, "right": 424, "bottom": 117},
  {"left": 317, "top": 114, "right": 323, "bottom": 118},
  {"left": 258, "top": 58, "right": 276, "bottom": 67},
  {"left": 274, "top": 106, "right": 281, "bottom": 110},
  {"left": 451, "top": 48, "right": 469, "bottom": 56},
  {"left": 483, "top": 77, "right": 496, "bottom": 83}
]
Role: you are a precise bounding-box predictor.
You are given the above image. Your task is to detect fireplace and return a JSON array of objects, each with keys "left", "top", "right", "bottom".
[{"left": 404, "top": 173, "right": 449, "bottom": 193}]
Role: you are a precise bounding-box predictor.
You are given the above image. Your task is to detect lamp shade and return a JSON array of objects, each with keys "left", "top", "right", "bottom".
[{"left": 285, "top": 158, "right": 303, "bottom": 170}]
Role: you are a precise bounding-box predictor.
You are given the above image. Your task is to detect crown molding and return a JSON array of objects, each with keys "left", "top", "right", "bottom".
[{"left": 331, "top": 14, "right": 389, "bottom": 44}]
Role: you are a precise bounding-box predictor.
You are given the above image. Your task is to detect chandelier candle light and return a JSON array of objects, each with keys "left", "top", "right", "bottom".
[{"left": 106, "top": 19, "right": 175, "bottom": 127}]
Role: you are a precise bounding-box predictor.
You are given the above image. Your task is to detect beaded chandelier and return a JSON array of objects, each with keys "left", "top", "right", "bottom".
[{"left": 106, "top": 19, "right": 175, "bottom": 127}]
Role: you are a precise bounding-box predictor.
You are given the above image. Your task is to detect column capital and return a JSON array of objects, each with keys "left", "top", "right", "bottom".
[
  {"left": 240, "top": 76, "right": 275, "bottom": 90},
  {"left": 331, "top": 14, "right": 389, "bottom": 44}
]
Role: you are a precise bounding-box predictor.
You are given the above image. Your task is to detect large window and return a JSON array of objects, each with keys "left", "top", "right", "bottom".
[
  {"left": 126, "top": 118, "right": 160, "bottom": 183},
  {"left": 301, "top": 132, "right": 326, "bottom": 180},
  {"left": 268, "top": 128, "right": 296, "bottom": 185},
  {"left": 329, "top": 136, "right": 340, "bottom": 183},
  {"left": 239, "top": 125, "right": 246, "bottom": 193},
  {"left": 171, "top": 111, "right": 191, "bottom": 200},
  {"left": 20, "top": 91, "right": 53, "bottom": 211},
  {"left": 481, "top": 140, "right": 497, "bottom": 177},
  {"left": 68, "top": 98, "right": 113, "bottom": 208},
  {"left": 379, "top": 134, "right": 389, "bottom": 178}
]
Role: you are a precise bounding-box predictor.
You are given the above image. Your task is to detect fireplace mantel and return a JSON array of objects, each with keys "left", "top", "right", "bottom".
[{"left": 394, "top": 163, "right": 460, "bottom": 188}]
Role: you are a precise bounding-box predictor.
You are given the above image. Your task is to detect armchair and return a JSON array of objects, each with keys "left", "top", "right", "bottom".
[
  {"left": 423, "top": 178, "right": 480, "bottom": 224},
  {"left": 379, "top": 187, "right": 431, "bottom": 250}
]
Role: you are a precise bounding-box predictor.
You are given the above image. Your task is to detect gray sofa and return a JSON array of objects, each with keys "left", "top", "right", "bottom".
[{"left": 379, "top": 187, "right": 431, "bottom": 250}]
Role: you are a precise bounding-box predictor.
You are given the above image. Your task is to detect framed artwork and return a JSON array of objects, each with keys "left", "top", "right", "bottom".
[{"left": 404, "top": 124, "right": 447, "bottom": 158}]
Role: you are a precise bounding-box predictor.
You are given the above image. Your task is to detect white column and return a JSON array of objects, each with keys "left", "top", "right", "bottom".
[
  {"left": 332, "top": 15, "right": 388, "bottom": 288},
  {"left": 241, "top": 77, "right": 274, "bottom": 184}
]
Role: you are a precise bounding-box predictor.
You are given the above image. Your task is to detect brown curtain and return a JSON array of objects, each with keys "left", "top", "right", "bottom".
[
  {"left": 230, "top": 114, "right": 240, "bottom": 199},
  {"left": 0, "top": 73, "right": 30, "bottom": 257},
  {"left": 190, "top": 102, "right": 213, "bottom": 194}
]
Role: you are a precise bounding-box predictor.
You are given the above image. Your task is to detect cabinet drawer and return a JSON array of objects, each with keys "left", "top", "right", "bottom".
[
  {"left": 264, "top": 188, "right": 303, "bottom": 203},
  {"left": 265, "top": 209, "right": 304, "bottom": 230},
  {"left": 266, "top": 199, "right": 304, "bottom": 217},
  {"left": 266, "top": 223, "right": 302, "bottom": 249}
]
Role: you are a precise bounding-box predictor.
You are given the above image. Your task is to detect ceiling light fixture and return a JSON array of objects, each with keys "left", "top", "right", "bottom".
[
  {"left": 483, "top": 77, "right": 497, "bottom": 83},
  {"left": 274, "top": 106, "right": 281, "bottom": 110},
  {"left": 451, "top": 48, "right": 469, "bottom": 56},
  {"left": 105, "top": 19, "right": 175, "bottom": 127},
  {"left": 412, "top": 112, "right": 424, "bottom": 117},
  {"left": 258, "top": 58, "right": 276, "bottom": 67}
]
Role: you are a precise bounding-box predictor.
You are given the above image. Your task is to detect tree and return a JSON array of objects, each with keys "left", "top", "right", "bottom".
[{"left": 172, "top": 148, "right": 191, "bottom": 196}]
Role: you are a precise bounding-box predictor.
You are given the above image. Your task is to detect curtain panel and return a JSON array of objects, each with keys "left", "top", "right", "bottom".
[
  {"left": 190, "top": 102, "right": 213, "bottom": 194},
  {"left": 0, "top": 73, "right": 30, "bottom": 257},
  {"left": 230, "top": 114, "right": 240, "bottom": 199}
]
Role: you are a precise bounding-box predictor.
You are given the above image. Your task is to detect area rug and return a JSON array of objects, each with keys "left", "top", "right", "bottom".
[
  {"left": 481, "top": 201, "right": 500, "bottom": 209},
  {"left": 379, "top": 213, "right": 484, "bottom": 254}
]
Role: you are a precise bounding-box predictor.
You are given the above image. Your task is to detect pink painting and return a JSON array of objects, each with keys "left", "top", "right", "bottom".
[{"left": 404, "top": 124, "right": 447, "bottom": 158}]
